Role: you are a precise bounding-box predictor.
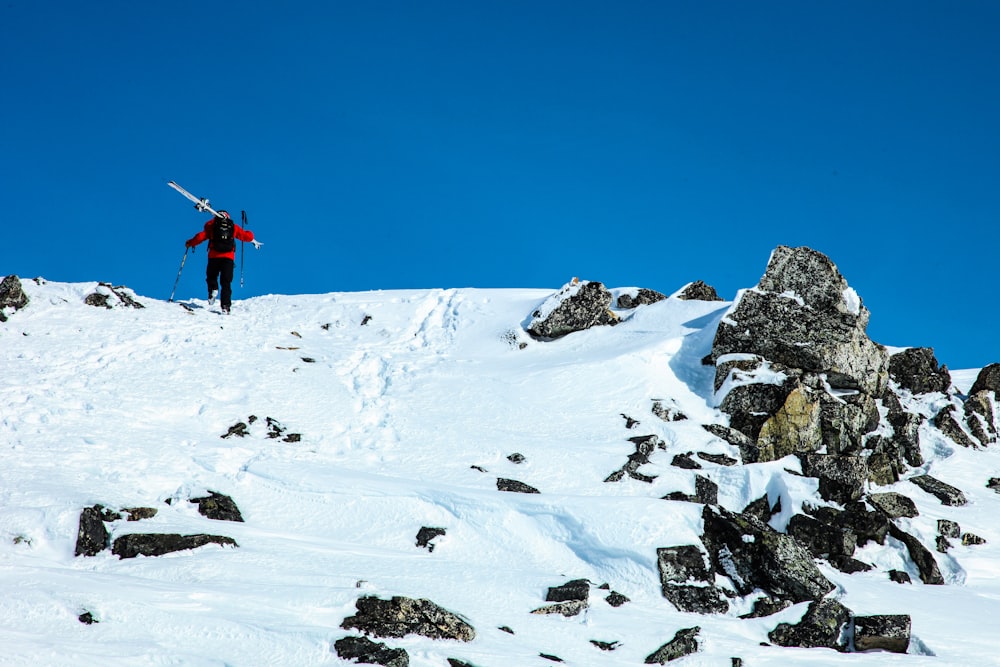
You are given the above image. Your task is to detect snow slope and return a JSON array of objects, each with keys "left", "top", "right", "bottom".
[{"left": 2, "top": 278, "right": 1000, "bottom": 666}]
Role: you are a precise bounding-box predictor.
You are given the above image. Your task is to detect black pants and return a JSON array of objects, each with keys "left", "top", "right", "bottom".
[{"left": 206, "top": 257, "right": 235, "bottom": 309}]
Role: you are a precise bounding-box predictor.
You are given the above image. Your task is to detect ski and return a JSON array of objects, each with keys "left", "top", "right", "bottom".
[{"left": 167, "top": 181, "right": 223, "bottom": 218}]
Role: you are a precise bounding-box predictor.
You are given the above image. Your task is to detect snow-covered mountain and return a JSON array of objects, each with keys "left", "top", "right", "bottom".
[{"left": 2, "top": 247, "right": 999, "bottom": 667}]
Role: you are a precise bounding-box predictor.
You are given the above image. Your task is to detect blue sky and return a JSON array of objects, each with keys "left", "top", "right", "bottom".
[{"left": 3, "top": 1, "right": 998, "bottom": 370}]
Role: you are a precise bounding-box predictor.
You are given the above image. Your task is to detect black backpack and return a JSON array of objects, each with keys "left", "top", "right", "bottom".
[{"left": 211, "top": 215, "right": 235, "bottom": 253}]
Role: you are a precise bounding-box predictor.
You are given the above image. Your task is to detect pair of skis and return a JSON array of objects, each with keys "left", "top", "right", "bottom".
[{"left": 167, "top": 181, "right": 254, "bottom": 302}]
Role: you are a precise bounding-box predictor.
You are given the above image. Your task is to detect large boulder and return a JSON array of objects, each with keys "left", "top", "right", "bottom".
[
  {"left": 700, "top": 505, "right": 834, "bottom": 603},
  {"left": 341, "top": 596, "right": 475, "bottom": 642},
  {"left": 711, "top": 246, "right": 888, "bottom": 396},
  {"left": 111, "top": 533, "right": 238, "bottom": 559},
  {"left": 0, "top": 275, "right": 29, "bottom": 321},
  {"left": 656, "top": 546, "right": 729, "bottom": 614},
  {"left": 854, "top": 614, "right": 911, "bottom": 653},
  {"left": 767, "top": 598, "right": 852, "bottom": 651},
  {"left": 888, "top": 347, "right": 951, "bottom": 394},
  {"left": 526, "top": 280, "right": 618, "bottom": 339},
  {"left": 644, "top": 627, "right": 701, "bottom": 664},
  {"left": 676, "top": 280, "right": 722, "bottom": 301},
  {"left": 334, "top": 636, "right": 409, "bottom": 667}
]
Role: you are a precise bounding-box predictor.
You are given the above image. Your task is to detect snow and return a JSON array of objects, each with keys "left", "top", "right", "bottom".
[{"left": 2, "top": 278, "right": 1000, "bottom": 666}]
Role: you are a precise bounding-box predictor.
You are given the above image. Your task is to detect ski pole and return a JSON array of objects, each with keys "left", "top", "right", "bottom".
[
  {"left": 240, "top": 210, "right": 248, "bottom": 288},
  {"left": 169, "top": 247, "right": 190, "bottom": 302}
]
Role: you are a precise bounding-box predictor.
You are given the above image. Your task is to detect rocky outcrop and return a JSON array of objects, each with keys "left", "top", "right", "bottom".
[
  {"left": 84, "top": 283, "right": 145, "bottom": 309},
  {"left": 75, "top": 506, "right": 112, "bottom": 557},
  {"left": 617, "top": 288, "right": 666, "bottom": 309},
  {"left": 711, "top": 246, "right": 888, "bottom": 395},
  {"left": 416, "top": 527, "right": 446, "bottom": 551},
  {"left": 767, "top": 598, "right": 851, "bottom": 651},
  {"left": 335, "top": 636, "right": 409, "bottom": 667},
  {"left": 887, "top": 523, "right": 944, "bottom": 585},
  {"left": 190, "top": 492, "right": 244, "bottom": 522},
  {"left": 604, "top": 434, "right": 665, "bottom": 483},
  {"left": 341, "top": 596, "right": 475, "bottom": 642},
  {"left": 645, "top": 626, "right": 701, "bottom": 664},
  {"left": 0, "top": 275, "right": 29, "bottom": 321},
  {"left": 496, "top": 478, "right": 540, "bottom": 494},
  {"left": 909, "top": 474, "right": 967, "bottom": 506},
  {"left": 854, "top": 614, "right": 911, "bottom": 653},
  {"left": 526, "top": 280, "right": 618, "bottom": 339},
  {"left": 965, "top": 363, "right": 1000, "bottom": 446},
  {"left": 676, "top": 280, "right": 722, "bottom": 301},
  {"left": 657, "top": 546, "right": 729, "bottom": 614},
  {"left": 888, "top": 347, "right": 950, "bottom": 394},
  {"left": 112, "top": 533, "right": 238, "bottom": 559},
  {"left": 700, "top": 505, "right": 834, "bottom": 604}
]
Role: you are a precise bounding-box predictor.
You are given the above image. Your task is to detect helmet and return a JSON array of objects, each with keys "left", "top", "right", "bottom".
[{"left": 217, "top": 210, "right": 230, "bottom": 219}]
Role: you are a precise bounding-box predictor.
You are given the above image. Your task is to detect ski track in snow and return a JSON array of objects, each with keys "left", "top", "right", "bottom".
[{"left": 1, "top": 280, "right": 999, "bottom": 665}]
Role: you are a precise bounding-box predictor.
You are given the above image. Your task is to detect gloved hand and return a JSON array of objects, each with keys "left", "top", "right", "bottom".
[
  {"left": 185, "top": 239, "right": 195, "bottom": 248},
  {"left": 251, "top": 240, "right": 263, "bottom": 249}
]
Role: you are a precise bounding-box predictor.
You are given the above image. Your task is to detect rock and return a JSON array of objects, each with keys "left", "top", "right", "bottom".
[
  {"left": 662, "top": 476, "right": 718, "bottom": 505},
  {"left": 741, "top": 494, "right": 778, "bottom": 524},
  {"left": 868, "top": 492, "right": 919, "bottom": 519},
  {"left": 767, "top": 598, "right": 852, "bottom": 651},
  {"left": 496, "top": 478, "right": 539, "bottom": 494},
  {"left": 854, "top": 614, "right": 911, "bottom": 653},
  {"left": 739, "top": 596, "right": 793, "bottom": 619},
  {"left": 888, "top": 347, "right": 951, "bottom": 395},
  {"left": 786, "top": 513, "right": 856, "bottom": 559},
  {"left": 605, "top": 591, "right": 629, "bottom": 607},
  {"left": 656, "top": 546, "right": 729, "bottom": 614},
  {"left": 933, "top": 405, "right": 979, "bottom": 448},
  {"left": 804, "top": 503, "right": 889, "bottom": 548},
  {"left": 719, "top": 380, "right": 796, "bottom": 444},
  {"left": 506, "top": 452, "right": 526, "bottom": 464},
  {"left": 546, "top": 579, "right": 589, "bottom": 602},
  {"left": 696, "top": 452, "right": 738, "bottom": 466},
  {"left": 526, "top": 281, "right": 618, "bottom": 340},
  {"left": 78, "top": 611, "right": 98, "bottom": 625},
  {"left": 651, "top": 400, "right": 687, "bottom": 422},
  {"left": 756, "top": 386, "right": 823, "bottom": 462},
  {"left": 341, "top": 596, "right": 475, "bottom": 642},
  {"left": 887, "top": 524, "right": 944, "bottom": 585},
  {"left": 334, "top": 635, "right": 409, "bottom": 667},
  {"left": 122, "top": 507, "right": 158, "bottom": 521},
  {"left": 702, "top": 424, "right": 759, "bottom": 464},
  {"left": 617, "top": 288, "right": 666, "bottom": 309},
  {"left": 700, "top": 505, "right": 834, "bottom": 603},
  {"left": 222, "top": 422, "right": 249, "bottom": 439},
  {"left": 531, "top": 600, "right": 588, "bottom": 617},
  {"left": 676, "top": 280, "right": 722, "bottom": 301},
  {"left": 969, "top": 363, "right": 1000, "bottom": 397},
  {"left": 937, "top": 519, "right": 961, "bottom": 539},
  {"left": 909, "top": 474, "right": 967, "bottom": 506},
  {"left": 84, "top": 283, "right": 144, "bottom": 309},
  {"left": 799, "top": 454, "right": 868, "bottom": 504},
  {"left": 645, "top": 626, "right": 701, "bottom": 664},
  {"left": 590, "top": 640, "right": 620, "bottom": 651},
  {"left": 416, "top": 527, "right": 446, "bottom": 551},
  {"left": 711, "top": 246, "right": 889, "bottom": 396},
  {"left": 965, "top": 391, "right": 998, "bottom": 446},
  {"left": 111, "top": 533, "right": 238, "bottom": 559},
  {"left": 0, "top": 275, "right": 29, "bottom": 321},
  {"left": 962, "top": 533, "right": 987, "bottom": 546},
  {"left": 889, "top": 570, "right": 912, "bottom": 584},
  {"left": 74, "top": 506, "right": 111, "bottom": 557},
  {"left": 671, "top": 453, "right": 702, "bottom": 469},
  {"left": 189, "top": 492, "right": 244, "bottom": 522},
  {"left": 989, "top": 477, "right": 1000, "bottom": 494},
  {"left": 819, "top": 391, "right": 880, "bottom": 456},
  {"left": 883, "top": 393, "right": 925, "bottom": 467},
  {"left": 605, "top": 435, "right": 665, "bottom": 483}
]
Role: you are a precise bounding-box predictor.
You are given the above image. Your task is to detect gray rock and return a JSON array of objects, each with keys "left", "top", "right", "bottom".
[
  {"left": 617, "top": 288, "right": 666, "bottom": 309},
  {"left": 868, "top": 492, "right": 919, "bottom": 519},
  {"left": 645, "top": 626, "right": 701, "bottom": 664},
  {"left": 799, "top": 454, "right": 868, "bottom": 504},
  {"left": 334, "top": 635, "right": 409, "bottom": 667},
  {"left": 416, "top": 527, "right": 446, "bottom": 551},
  {"left": 662, "top": 476, "right": 718, "bottom": 505},
  {"left": 741, "top": 494, "right": 778, "bottom": 524},
  {"left": 933, "top": 405, "right": 979, "bottom": 448},
  {"left": 112, "top": 533, "right": 238, "bottom": 559},
  {"left": 711, "top": 246, "right": 889, "bottom": 396},
  {"left": 341, "top": 596, "right": 475, "bottom": 642},
  {"left": 739, "top": 596, "right": 793, "bottom": 619},
  {"left": 767, "top": 598, "right": 852, "bottom": 651},
  {"left": 527, "top": 281, "right": 618, "bottom": 339},
  {"left": 702, "top": 424, "right": 759, "bottom": 464},
  {"left": 0, "top": 275, "right": 29, "bottom": 321},
  {"left": 819, "top": 391, "right": 880, "bottom": 456},
  {"left": 805, "top": 503, "right": 888, "bottom": 548},
  {"left": 786, "top": 513, "right": 856, "bottom": 559},
  {"left": 661, "top": 584, "right": 730, "bottom": 614},
  {"left": 969, "top": 363, "right": 1000, "bottom": 397},
  {"left": 496, "top": 478, "right": 540, "bottom": 494},
  {"left": 189, "top": 492, "right": 244, "bottom": 522},
  {"left": 605, "top": 591, "right": 630, "bottom": 607},
  {"left": 883, "top": 392, "right": 925, "bottom": 467},
  {"left": 700, "top": 505, "right": 834, "bottom": 603},
  {"left": 696, "top": 452, "right": 738, "bottom": 466},
  {"left": 888, "top": 347, "right": 951, "bottom": 395},
  {"left": 531, "top": 600, "right": 589, "bottom": 617},
  {"left": 964, "top": 391, "right": 998, "bottom": 446},
  {"left": 74, "top": 506, "right": 111, "bottom": 557},
  {"left": 677, "top": 280, "right": 722, "bottom": 301},
  {"left": 854, "top": 614, "right": 911, "bottom": 653},
  {"left": 546, "top": 579, "right": 589, "bottom": 602},
  {"left": 84, "top": 283, "right": 145, "bottom": 309},
  {"left": 718, "top": 380, "right": 796, "bottom": 444},
  {"left": 605, "top": 434, "right": 665, "bottom": 483},
  {"left": 756, "top": 386, "right": 824, "bottom": 463},
  {"left": 887, "top": 523, "right": 944, "bottom": 585},
  {"left": 657, "top": 545, "right": 711, "bottom": 584},
  {"left": 909, "top": 474, "right": 967, "bottom": 506}
]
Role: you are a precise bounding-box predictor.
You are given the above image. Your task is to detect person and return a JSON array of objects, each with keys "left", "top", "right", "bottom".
[{"left": 185, "top": 210, "right": 257, "bottom": 313}]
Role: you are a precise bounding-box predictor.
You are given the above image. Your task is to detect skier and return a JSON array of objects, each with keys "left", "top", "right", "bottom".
[{"left": 185, "top": 210, "right": 257, "bottom": 313}]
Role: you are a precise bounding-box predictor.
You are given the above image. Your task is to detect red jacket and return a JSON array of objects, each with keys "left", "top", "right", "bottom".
[{"left": 187, "top": 218, "right": 255, "bottom": 260}]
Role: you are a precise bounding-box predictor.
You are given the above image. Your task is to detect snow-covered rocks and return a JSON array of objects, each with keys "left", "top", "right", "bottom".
[{"left": 526, "top": 279, "right": 618, "bottom": 339}]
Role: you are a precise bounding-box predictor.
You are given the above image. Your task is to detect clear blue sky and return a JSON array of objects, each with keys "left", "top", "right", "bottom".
[{"left": 3, "top": 1, "right": 998, "bottom": 370}]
